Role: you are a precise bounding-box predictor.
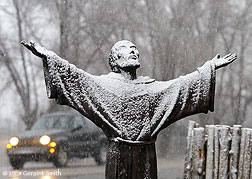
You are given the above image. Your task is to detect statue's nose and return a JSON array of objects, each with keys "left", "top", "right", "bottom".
[{"left": 130, "top": 50, "right": 135, "bottom": 54}]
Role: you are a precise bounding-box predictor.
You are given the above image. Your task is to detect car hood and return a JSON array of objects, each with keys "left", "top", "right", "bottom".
[{"left": 17, "top": 129, "right": 66, "bottom": 139}]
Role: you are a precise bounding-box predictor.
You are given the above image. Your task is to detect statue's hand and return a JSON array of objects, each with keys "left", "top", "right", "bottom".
[
  {"left": 21, "top": 40, "right": 48, "bottom": 58},
  {"left": 212, "top": 53, "right": 237, "bottom": 69}
]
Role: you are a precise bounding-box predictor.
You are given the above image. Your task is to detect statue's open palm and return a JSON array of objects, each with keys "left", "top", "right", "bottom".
[
  {"left": 212, "top": 53, "right": 237, "bottom": 69},
  {"left": 21, "top": 40, "right": 49, "bottom": 58}
]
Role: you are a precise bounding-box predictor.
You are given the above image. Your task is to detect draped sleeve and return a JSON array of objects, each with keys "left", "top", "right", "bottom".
[
  {"left": 41, "top": 52, "right": 120, "bottom": 136},
  {"left": 176, "top": 60, "right": 216, "bottom": 117},
  {"left": 150, "top": 61, "right": 216, "bottom": 137},
  {"left": 42, "top": 53, "right": 92, "bottom": 105}
]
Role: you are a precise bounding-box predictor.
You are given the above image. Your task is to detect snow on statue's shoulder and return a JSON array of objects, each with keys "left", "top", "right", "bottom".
[
  {"left": 133, "top": 75, "right": 155, "bottom": 84},
  {"left": 94, "top": 72, "right": 177, "bottom": 94},
  {"left": 91, "top": 72, "right": 157, "bottom": 96},
  {"left": 103, "top": 72, "right": 155, "bottom": 84}
]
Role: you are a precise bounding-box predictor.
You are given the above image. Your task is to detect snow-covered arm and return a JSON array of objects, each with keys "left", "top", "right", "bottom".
[
  {"left": 164, "top": 54, "right": 237, "bottom": 124},
  {"left": 177, "top": 60, "right": 216, "bottom": 118},
  {"left": 41, "top": 52, "right": 91, "bottom": 105},
  {"left": 21, "top": 41, "right": 125, "bottom": 136},
  {"left": 162, "top": 60, "right": 216, "bottom": 129},
  {"left": 21, "top": 41, "right": 89, "bottom": 102},
  {"left": 151, "top": 60, "right": 216, "bottom": 137},
  {"left": 174, "top": 53, "right": 237, "bottom": 120},
  {"left": 21, "top": 41, "right": 97, "bottom": 120}
]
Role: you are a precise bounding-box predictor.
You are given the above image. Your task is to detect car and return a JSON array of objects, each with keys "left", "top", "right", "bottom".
[{"left": 6, "top": 112, "right": 108, "bottom": 169}]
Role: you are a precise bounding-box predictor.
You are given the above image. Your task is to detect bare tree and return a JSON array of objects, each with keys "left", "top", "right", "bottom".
[{"left": 0, "top": 0, "right": 46, "bottom": 128}]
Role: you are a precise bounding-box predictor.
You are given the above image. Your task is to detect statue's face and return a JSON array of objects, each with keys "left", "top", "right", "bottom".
[{"left": 112, "top": 40, "right": 140, "bottom": 70}]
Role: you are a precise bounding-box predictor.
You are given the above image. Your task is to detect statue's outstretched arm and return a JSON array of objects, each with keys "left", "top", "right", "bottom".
[
  {"left": 211, "top": 53, "right": 237, "bottom": 70},
  {"left": 21, "top": 40, "right": 49, "bottom": 58}
]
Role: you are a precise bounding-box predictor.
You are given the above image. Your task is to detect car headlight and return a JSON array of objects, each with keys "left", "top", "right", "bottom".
[
  {"left": 49, "top": 142, "right": 57, "bottom": 147},
  {"left": 40, "top": 135, "right": 51, "bottom": 145},
  {"left": 9, "top": 137, "right": 19, "bottom": 146}
]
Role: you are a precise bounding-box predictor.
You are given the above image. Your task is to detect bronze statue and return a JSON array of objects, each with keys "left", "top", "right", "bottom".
[{"left": 21, "top": 40, "right": 237, "bottom": 179}]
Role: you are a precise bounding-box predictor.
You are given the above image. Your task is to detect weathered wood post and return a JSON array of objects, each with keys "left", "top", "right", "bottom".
[
  {"left": 238, "top": 128, "right": 247, "bottom": 179},
  {"left": 243, "top": 129, "right": 252, "bottom": 179},
  {"left": 205, "top": 125, "right": 215, "bottom": 179},
  {"left": 229, "top": 125, "right": 241, "bottom": 179},
  {"left": 192, "top": 127, "right": 205, "bottom": 179},
  {"left": 218, "top": 125, "right": 230, "bottom": 179},
  {"left": 214, "top": 125, "right": 219, "bottom": 179},
  {"left": 184, "top": 121, "right": 199, "bottom": 179},
  {"left": 238, "top": 128, "right": 252, "bottom": 179}
]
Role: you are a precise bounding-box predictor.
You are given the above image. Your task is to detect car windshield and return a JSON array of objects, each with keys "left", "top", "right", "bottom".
[{"left": 31, "top": 115, "right": 71, "bottom": 130}]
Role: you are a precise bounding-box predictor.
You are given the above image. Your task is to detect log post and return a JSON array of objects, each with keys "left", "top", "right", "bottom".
[
  {"left": 192, "top": 127, "right": 205, "bottom": 179},
  {"left": 242, "top": 129, "right": 252, "bottom": 179},
  {"left": 214, "top": 125, "right": 219, "bottom": 179},
  {"left": 229, "top": 125, "right": 241, "bottom": 179},
  {"left": 218, "top": 126, "right": 231, "bottom": 179},
  {"left": 238, "top": 128, "right": 247, "bottom": 179},
  {"left": 184, "top": 121, "right": 199, "bottom": 179},
  {"left": 205, "top": 125, "right": 215, "bottom": 179}
]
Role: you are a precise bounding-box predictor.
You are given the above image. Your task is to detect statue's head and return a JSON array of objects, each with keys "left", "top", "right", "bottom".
[{"left": 109, "top": 40, "right": 140, "bottom": 73}]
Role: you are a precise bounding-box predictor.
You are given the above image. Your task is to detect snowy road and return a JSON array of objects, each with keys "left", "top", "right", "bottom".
[{"left": 0, "top": 139, "right": 184, "bottom": 179}]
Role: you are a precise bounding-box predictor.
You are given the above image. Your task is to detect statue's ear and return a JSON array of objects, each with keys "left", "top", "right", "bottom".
[
  {"left": 109, "top": 51, "right": 120, "bottom": 73},
  {"left": 112, "top": 65, "right": 120, "bottom": 73}
]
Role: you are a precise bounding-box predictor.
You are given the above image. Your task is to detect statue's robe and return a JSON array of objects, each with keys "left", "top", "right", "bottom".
[{"left": 42, "top": 52, "right": 216, "bottom": 179}]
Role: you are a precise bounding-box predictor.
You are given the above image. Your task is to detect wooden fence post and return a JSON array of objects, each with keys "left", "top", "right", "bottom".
[
  {"left": 184, "top": 121, "right": 199, "bottom": 179},
  {"left": 241, "top": 129, "right": 252, "bottom": 179},
  {"left": 229, "top": 125, "right": 241, "bottom": 179},
  {"left": 205, "top": 125, "right": 215, "bottom": 179},
  {"left": 218, "top": 126, "right": 231, "bottom": 179},
  {"left": 214, "top": 125, "right": 219, "bottom": 179},
  {"left": 192, "top": 127, "right": 205, "bottom": 179},
  {"left": 238, "top": 128, "right": 247, "bottom": 179}
]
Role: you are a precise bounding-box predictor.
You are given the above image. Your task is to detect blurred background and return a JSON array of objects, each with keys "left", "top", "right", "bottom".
[{"left": 0, "top": 0, "right": 252, "bottom": 178}]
